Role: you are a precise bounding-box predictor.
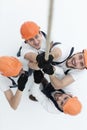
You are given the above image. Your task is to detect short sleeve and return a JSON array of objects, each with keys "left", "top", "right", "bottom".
[{"left": 0, "top": 75, "right": 10, "bottom": 92}]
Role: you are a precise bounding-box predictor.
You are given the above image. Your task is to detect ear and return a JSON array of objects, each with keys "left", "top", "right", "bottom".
[
  {"left": 68, "top": 94, "right": 73, "bottom": 97},
  {"left": 66, "top": 92, "right": 73, "bottom": 97},
  {"left": 39, "top": 31, "right": 42, "bottom": 36}
]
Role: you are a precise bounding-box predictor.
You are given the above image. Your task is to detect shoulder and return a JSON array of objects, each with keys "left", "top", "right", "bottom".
[
  {"left": 0, "top": 74, "right": 8, "bottom": 82},
  {"left": 0, "top": 75, "right": 10, "bottom": 92},
  {"left": 69, "top": 69, "right": 86, "bottom": 81}
]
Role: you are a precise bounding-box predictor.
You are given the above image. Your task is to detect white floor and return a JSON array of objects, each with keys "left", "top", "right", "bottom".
[{"left": 1, "top": 0, "right": 87, "bottom": 130}]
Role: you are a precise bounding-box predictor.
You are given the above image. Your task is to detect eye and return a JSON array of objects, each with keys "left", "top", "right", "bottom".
[
  {"left": 79, "top": 55, "right": 83, "bottom": 59},
  {"left": 29, "top": 38, "right": 34, "bottom": 42},
  {"left": 80, "top": 62, "right": 84, "bottom": 67},
  {"left": 60, "top": 97, "right": 68, "bottom": 106},
  {"left": 64, "top": 97, "right": 68, "bottom": 100},
  {"left": 35, "top": 35, "right": 39, "bottom": 38},
  {"left": 61, "top": 101, "right": 63, "bottom": 106}
]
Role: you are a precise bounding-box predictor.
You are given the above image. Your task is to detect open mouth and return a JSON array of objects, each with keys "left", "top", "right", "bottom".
[{"left": 71, "top": 58, "right": 76, "bottom": 66}]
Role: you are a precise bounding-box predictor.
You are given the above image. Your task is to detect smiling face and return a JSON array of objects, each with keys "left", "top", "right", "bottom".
[
  {"left": 54, "top": 91, "right": 72, "bottom": 111},
  {"left": 26, "top": 32, "right": 42, "bottom": 49},
  {"left": 66, "top": 52, "right": 85, "bottom": 69}
]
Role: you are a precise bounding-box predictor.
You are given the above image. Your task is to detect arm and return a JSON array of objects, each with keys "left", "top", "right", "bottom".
[
  {"left": 25, "top": 46, "right": 62, "bottom": 70},
  {"left": 4, "top": 89, "right": 22, "bottom": 110},
  {"left": 24, "top": 52, "right": 39, "bottom": 70},
  {"left": 4, "top": 72, "right": 28, "bottom": 110},
  {"left": 50, "top": 47, "right": 62, "bottom": 60},
  {"left": 42, "top": 63, "right": 74, "bottom": 89},
  {"left": 24, "top": 52, "right": 37, "bottom": 62},
  {"left": 28, "top": 62, "right": 39, "bottom": 70},
  {"left": 49, "top": 74, "right": 74, "bottom": 89}
]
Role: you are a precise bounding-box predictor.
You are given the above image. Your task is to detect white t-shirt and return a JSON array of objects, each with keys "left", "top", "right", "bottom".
[
  {"left": 21, "top": 34, "right": 47, "bottom": 58},
  {"left": 28, "top": 43, "right": 86, "bottom": 114},
  {"left": 52, "top": 43, "right": 86, "bottom": 81},
  {"left": 28, "top": 73, "right": 65, "bottom": 114},
  {"left": 29, "top": 80, "right": 61, "bottom": 114},
  {"left": 20, "top": 34, "right": 47, "bottom": 71},
  {"left": 21, "top": 40, "right": 85, "bottom": 80},
  {"left": 0, "top": 74, "right": 18, "bottom": 92}
]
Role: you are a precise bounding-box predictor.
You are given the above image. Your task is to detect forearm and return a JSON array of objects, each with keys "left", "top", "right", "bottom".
[
  {"left": 50, "top": 47, "right": 62, "bottom": 60},
  {"left": 49, "top": 74, "right": 74, "bottom": 89},
  {"left": 28, "top": 62, "right": 39, "bottom": 70},
  {"left": 24, "top": 52, "right": 37, "bottom": 62},
  {"left": 10, "top": 89, "right": 22, "bottom": 110},
  {"left": 5, "top": 89, "right": 22, "bottom": 110},
  {"left": 49, "top": 75, "right": 63, "bottom": 89}
]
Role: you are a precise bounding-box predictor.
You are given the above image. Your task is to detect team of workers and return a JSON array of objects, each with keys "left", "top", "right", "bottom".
[{"left": 0, "top": 21, "right": 87, "bottom": 116}]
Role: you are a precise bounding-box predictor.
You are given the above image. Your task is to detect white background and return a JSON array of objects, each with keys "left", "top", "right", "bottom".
[{"left": 0, "top": 0, "right": 87, "bottom": 130}]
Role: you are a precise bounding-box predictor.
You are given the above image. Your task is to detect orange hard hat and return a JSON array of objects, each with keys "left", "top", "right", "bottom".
[
  {"left": 83, "top": 49, "right": 87, "bottom": 68},
  {"left": 0, "top": 56, "right": 22, "bottom": 77},
  {"left": 20, "top": 21, "right": 40, "bottom": 40},
  {"left": 63, "top": 97, "right": 82, "bottom": 116}
]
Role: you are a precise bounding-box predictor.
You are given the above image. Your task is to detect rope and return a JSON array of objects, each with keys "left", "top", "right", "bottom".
[{"left": 45, "top": 0, "right": 54, "bottom": 60}]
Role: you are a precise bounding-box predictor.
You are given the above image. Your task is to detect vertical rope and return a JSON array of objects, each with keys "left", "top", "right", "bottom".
[{"left": 45, "top": 0, "right": 54, "bottom": 60}]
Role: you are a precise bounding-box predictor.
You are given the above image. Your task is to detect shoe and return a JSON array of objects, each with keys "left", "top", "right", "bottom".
[{"left": 29, "top": 94, "right": 37, "bottom": 101}]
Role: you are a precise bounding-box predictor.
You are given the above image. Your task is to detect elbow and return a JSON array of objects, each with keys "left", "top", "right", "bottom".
[
  {"left": 13, "top": 107, "right": 18, "bottom": 110},
  {"left": 52, "top": 82, "right": 64, "bottom": 90},
  {"left": 54, "top": 85, "right": 63, "bottom": 90},
  {"left": 10, "top": 104, "right": 18, "bottom": 110}
]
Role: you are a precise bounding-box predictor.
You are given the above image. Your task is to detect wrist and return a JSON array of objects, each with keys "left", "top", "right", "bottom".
[
  {"left": 17, "top": 89, "right": 23, "bottom": 92},
  {"left": 18, "top": 85, "right": 25, "bottom": 91},
  {"left": 18, "top": 88, "right": 23, "bottom": 91}
]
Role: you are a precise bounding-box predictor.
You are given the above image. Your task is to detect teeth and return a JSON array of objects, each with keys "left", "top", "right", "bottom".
[
  {"left": 72, "top": 58, "right": 76, "bottom": 66},
  {"left": 72, "top": 59, "right": 74, "bottom": 65}
]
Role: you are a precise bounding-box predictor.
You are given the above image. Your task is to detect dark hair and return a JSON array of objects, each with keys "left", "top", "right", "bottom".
[{"left": 53, "top": 89, "right": 65, "bottom": 112}]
